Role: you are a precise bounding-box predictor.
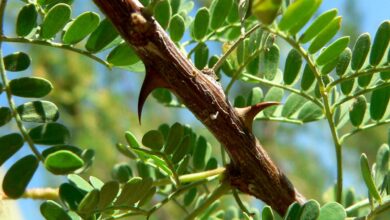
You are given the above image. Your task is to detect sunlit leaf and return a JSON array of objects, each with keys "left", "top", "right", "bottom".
[
  {"left": 194, "top": 43, "right": 209, "bottom": 69},
  {"left": 78, "top": 189, "right": 99, "bottom": 214},
  {"left": 279, "top": 0, "right": 320, "bottom": 32},
  {"left": 252, "top": 0, "right": 281, "bottom": 25},
  {"left": 370, "top": 21, "right": 390, "bottom": 66},
  {"left": 351, "top": 33, "right": 371, "bottom": 71},
  {"left": 169, "top": 14, "right": 185, "bottom": 42},
  {"left": 17, "top": 101, "right": 59, "bottom": 123},
  {"left": 317, "top": 202, "right": 346, "bottom": 220},
  {"left": 336, "top": 48, "right": 352, "bottom": 76},
  {"left": 154, "top": 0, "right": 171, "bottom": 29},
  {"left": 40, "top": 200, "right": 72, "bottom": 220},
  {"left": 85, "top": 19, "right": 119, "bottom": 53},
  {"left": 300, "top": 9, "right": 338, "bottom": 43},
  {"left": 210, "top": 0, "right": 233, "bottom": 30},
  {"left": 45, "top": 150, "right": 84, "bottom": 175},
  {"left": 107, "top": 42, "right": 140, "bottom": 67},
  {"left": 284, "top": 49, "right": 302, "bottom": 85},
  {"left": 192, "top": 8, "right": 209, "bottom": 41},
  {"left": 360, "top": 154, "right": 382, "bottom": 203},
  {"left": 62, "top": 12, "right": 100, "bottom": 44},
  {"left": 16, "top": 4, "right": 38, "bottom": 37},
  {"left": 299, "top": 200, "right": 320, "bottom": 220},
  {"left": 308, "top": 17, "right": 342, "bottom": 54},
  {"left": 316, "top": 37, "right": 349, "bottom": 66},
  {"left": 40, "top": 4, "right": 71, "bottom": 39}
]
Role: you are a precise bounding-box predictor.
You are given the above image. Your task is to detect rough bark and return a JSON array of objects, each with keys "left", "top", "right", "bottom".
[{"left": 93, "top": 0, "right": 305, "bottom": 215}]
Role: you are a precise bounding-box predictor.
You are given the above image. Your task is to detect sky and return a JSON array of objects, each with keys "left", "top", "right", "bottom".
[{"left": 0, "top": 0, "right": 389, "bottom": 219}]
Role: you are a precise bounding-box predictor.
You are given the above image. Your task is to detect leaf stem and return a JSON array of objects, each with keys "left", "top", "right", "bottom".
[
  {"left": 0, "top": 36, "right": 111, "bottom": 68},
  {"left": 184, "top": 181, "right": 231, "bottom": 220},
  {"left": 232, "top": 189, "right": 253, "bottom": 217},
  {"left": 262, "top": 26, "right": 344, "bottom": 202},
  {"left": 345, "top": 195, "right": 390, "bottom": 216},
  {"left": 153, "top": 167, "right": 226, "bottom": 186},
  {"left": 0, "top": 0, "right": 44, "bottom": 161},
  {"left": 340, "top": 119, "right": 390, "bottom": 144},
  {"left": 212, "top": 24, "right": 261, "bottom": 72}
]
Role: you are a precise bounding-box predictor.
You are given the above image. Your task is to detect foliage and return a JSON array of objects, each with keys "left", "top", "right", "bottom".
[{"left": 0, "top": 0, "right": 389, "bottom": 219}]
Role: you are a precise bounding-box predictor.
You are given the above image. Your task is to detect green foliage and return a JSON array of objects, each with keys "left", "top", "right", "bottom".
[{"left": 0, "top": 0, "right": 389, "bottom": 219}]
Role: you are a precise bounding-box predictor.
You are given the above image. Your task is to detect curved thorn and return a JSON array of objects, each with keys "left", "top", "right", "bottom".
[
  {"left": 138, "top": 68, "right": 170, "bottom": 124},
  {"left": 235, "top": 101, "right": 281, "bottom": 131}
]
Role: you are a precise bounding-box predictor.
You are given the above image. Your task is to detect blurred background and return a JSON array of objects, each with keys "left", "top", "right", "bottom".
[{"left": 0, "top": 0, "right": 389, "bottom": 219}]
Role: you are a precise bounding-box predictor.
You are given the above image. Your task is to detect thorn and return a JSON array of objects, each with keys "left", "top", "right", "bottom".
[
  {"left": 235, "top": 101, "right": 280, "bottom": 132},
  {"left": 138, "top": 68, "right": 170, "bottom": 124}
]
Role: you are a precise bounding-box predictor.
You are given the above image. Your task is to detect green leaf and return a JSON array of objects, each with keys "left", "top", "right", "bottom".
[
  {"left": 284, "top": 49, "right": 302, "bottom": 85},
  {"left": 172, "top": 135, "right": 190, "bottom": 164},
  {"left": 85, "top": 19, "right": 119, "bottom": 53},
  {"left": 210, "top": 0, "right": 233, "bottom": 30},
  {"left": 3, "top": 52, "right": 31, "bottom": 72},
  {"left": 321, "top": 57, "right": 338, "bottom": 75},
  {"left": 169, "top": 14, "right": 185, "bottom": 42},
  {"left": 351, "top": 33, "right": 371, "bottom": 71},
  {"left": 183, "top": 187, "right": 197, "bottom": 206},
  {"left": 193, "top": 136, "right": 211, "bottom": 170},
  {"left": 370, "top": 21, "right": 390, "bottom": 66},
  {"left": 288, "top": 0, "right": 322, "bottom": 35},
  {"left": 278, "top": 0, "right": 320, "bottom": 32},
  {"left": 194, "top": 43, "right": 209, "bottom": 69},
  {"left": 59, "top": 183, "right": 85, "bottom": 210},
  {"left": 317, "top": 202, "right": 346, "bottom": 220},
  {"left": 301, "top": 64, "right": 315, "bottom": 91},
  {"left": 29, "top": 123, "right": 70, "bottom": 145},
  {"left": 300, "top": 9, "right": 338, "bottom": 44},
  {"left": 107, "top": 42, "right": 140, "bottom": 67},
  {"left": 17, "top": 101, "right": 59, "bottom": 123},
  {"left": 299, "top": 200, "right": 320, "bottom": 220},
  {"left": 2, "top": 155, "right": 38, "bottom": 198},
  {"left": 357, "top": 74, "right": 373, "bottom": 88},
  {"left": 281, "top": 94, "right": 307, "bottom": 118},
  {"left": 62, "top": 12, "right": 100, "bottom": 44},
  {"left": 137, "top": 160, "right": 154, "bottom": 179},
  {"left": 158, "top": 123, "right": 170, "bottom": 140},
  {"left": 205, "top": 157, "right": 218, "bottom": 170},
  {"left": 9, "top": 77, "right": 53, "bottom": 98},
  {"left": 375, "top": 144, "right": 389, "bottom": 189},
  {"left": 177, "top": 154, "right": 190, "bottom": 174},
  {"left": 0, "top": 107, "right": 12, "bottom": 127},
  {"left": 263, "top": 88, "right": 284, "bottom": 117},
  {"left": 41, "top": 145, "right": 82, "bottom": 159},
  {"left": 97, "top": 181, "right": 119, "bottom": 210},
  {"left": 170, "top": 0, "right": 181, "bottom": 14},
  {"left": 111, "top": 163, "right": 133, "bottom": 183},
  {"left": 125, "top": 131, "right": 141, "bottom": 149},
  {"left": 370, "top": 86, "right": 390, "bottom": 121},
  {"left": 38, "top": 0, "right": 74, "bottom": 8},
  {"left": 298, "top": 102, "right": 323, "bottom": 122},
  {"left": 114, "top": 177, "right": 143, "bottom": 205},
  {"left": 308, "top": 16, "right": 342, "bottom": 54},
  {"left": 361, "top": 153, "right": 382, "bottom": 203},
  {"left": 247, "top": 87, "right": 263, "bottom": 106},
  {"left": 152, "top": 88, "right": 172, "bottom": 104},
  {"left": 45, "top": 150, "right": 84, "bottom": 175},
  {"left": 164, "top": 122, "right": 183, "bottom": 154},
  {"left": 0, "top": 133, "right": 24, "bottom": 166},
  {"left": 285, "top": 203, "right": 302, "bottom": 220},
  {"left": 40, "top": 4, "right": 71, "bottom": 39},
  {"left": 340, "top": 79, "right": 355, "bottom": 95},
  {"left": 41, "top": 200, "right": 72, "bottom": 220},
  {"left": 154, "top": 0, "right": 172, "bottom": 29},
  {"left": 138, "top": 186, "right": 156, "bottom": 207},
  {"left": 16, "top": 4, "right": 38, "bottom": 37},
  {"left": 68, "top": 174, "right": 94, "bottom": 192},
  {"left": 78, "top": 189, "right": 99, "bottom": 214},
  {"left": 252, "top": 0, "right": 282, "bottom": 25},
  {"left": 142, "top": 130, "right": 164, "bottom": 150},
  {"left": 349, "top": 96, "right": 367, "bottom": 127},
  {"left": 192, "top": 8, "right": 210, "bottom": 41},
  {"left": 261, "top": 44, "right": 280, "bottom": 81},
  {"left": 262, "top": 206, "right": 274, "bottom": 220},
  {"left": 316, "top": 37, "right": 350, "bottom": 66},
  {"left": 336, "top": 48, "right": 352, "bottom": 76}
]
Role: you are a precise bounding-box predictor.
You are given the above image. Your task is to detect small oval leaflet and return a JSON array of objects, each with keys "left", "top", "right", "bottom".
[
  {"left": 370, "top": 21, "right": 390, "bottom": 66},
  {"left": 97, "top": 181, "right": 119, "bottom": 209},
  {"left": 300, "top": 9, "right": 338, "bottom": 44},
  {"left": 0, "top": 107, "right": 12, "bottom": 127},
  {"left": 59, "top": 183, "right": 85, "bottom": 210},
  {"left": 193, "top": 136, "right": 211, "bottom": 170},
  {"left": 210, "top": 0, "right": 233, "bottom": 30},
  {"left": 263, "top": 87, "right": 284, "bottom": 117},
  {"left": 172, "top": 135, "right": 191, "bottom": 164},
  {"left": 0, "top": 133, "right": 24, "bottom": 166},
  {"left": 317, "top": 202, "right": 346, "bottom": 220},
  {"left": 351, "top": 33, "right": 371, "bottom": 71},
  {"left": 369, "top": 86, "right": 389, "bottom": 121},
  {"left": 340, "top": 79, "right": 355, "bottom": 95},
  {"left": 107, "top": 42, "right": 140, "bottom": 67},
  {"left": 301, "top": 64, "right": 315, "bottom": 91},
  {"left": 298, "top": 102, "right": 323, "bottom": 122},
  {"left": 142, "top": 130, "right": 164, "bottom": 150},
  {"left": 16, "top": 4, "right": 38, "bottom": 37},
  {"left": 9, "top": 77, "right": 53, "bottom": 98},
  {"left": 78, "top": 189, "right": 100, "bottom": 214},
  {"left": 281, "top": 94, "right": 308, "bottom": 118},
  {"left": 111, "top": 163, "right": 133, "bottom": 183},
  {"left": 262, "top": 206, "right": 274, "bottom": 220},
  {"left": 40, "top": 3, "right": 72, "bottom": 39},
  {"left": 252, "top": 0, "right": 282, "bottom": 25},
  {"left": 284, "top": 49, "right": 302, "bottom": 85},
  {"left": 85, "top": 19, "right": 119, "bottom": 53},
  {"left": 29, "top": 122, "right": 70, "bottom": 145},
  {"left": 169, "top": 14, "right": 185, "bottom": 42},
  {"left": 288, "top": 0, "right": 322, "bottom": 35},
  {"left": 154, "top": 0, "right": 172, "bottom": 30},
  {"left": 194, "top": 43, "right": 209, "bottom": 69},
  {"left": 40, "top": 200, "right": 72, "bottom": 220},
  {"left": 184, "top": 187, "right": 197, "bottom": 206},
  {"left": 262, "top": 44, "right": 280, "bottom": 81},
  {"left": 3, "top": 52, "right": 31, "bottom": 72},
  {"left": 308, "top": 16, "right": 342, "bottom": 54},
  {"left": 2, "top": 155, "right": 38, "bottom": 198},
  {"left": 193, "top": 7, "right": 210, "bottom": 41},
  {"left": 278, "top": 0, "right": 319, "bottom": 32},
  {"left": 336, "top": 48, "right": 352, "bottom": 76},
  {"left": 316, "top": 37, "right": 350, "bottom": 66},
  {"left": 299, "top": 200, "right": 320, "bottom": 220},
  {"left": 125, "top": 131, "right": 141, "bottom": 149},
  {"left": 17, "top": 100, "right": 59, "bottom": 123},
  {"left": 247, "top": 87, "right": 263, "bottom": 106},
  {"left": 62, "top": 11, "right": 100, "bottom": 44},
  {"left": 360, "top": 154, "right": 382, "bottom": 203},
  {"left": 45, "top": 150, "right": 84, "bottom": 175},
  {"left": 349, "top": 96, "right": 367, "bottom": 127},
  {"left": 114, "top": 177, "right": 143, "bottom": 205}
]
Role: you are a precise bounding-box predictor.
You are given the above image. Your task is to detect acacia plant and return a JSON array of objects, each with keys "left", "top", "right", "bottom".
[{"left": 0, "top": 0, "right": 389, "bottom": 219}]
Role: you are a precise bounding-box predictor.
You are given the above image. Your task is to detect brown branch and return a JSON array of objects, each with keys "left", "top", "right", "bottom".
[{"left": 93, "top": 0, "right": 305, "bottom": 215}]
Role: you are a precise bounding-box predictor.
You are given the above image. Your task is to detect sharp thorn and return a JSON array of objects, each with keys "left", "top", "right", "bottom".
[{"left": 236, "top": 101, "right": 281, "bottom": 131}]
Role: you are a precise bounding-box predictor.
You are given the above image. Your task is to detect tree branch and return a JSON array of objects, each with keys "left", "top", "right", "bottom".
[{"left": 93, "top": 0, "right": 304, "bottom": 215}]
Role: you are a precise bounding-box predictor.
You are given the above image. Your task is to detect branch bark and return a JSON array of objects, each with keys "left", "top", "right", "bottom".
[{"left": 93, "top": 0, "right": 305, "bottom": 215}]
